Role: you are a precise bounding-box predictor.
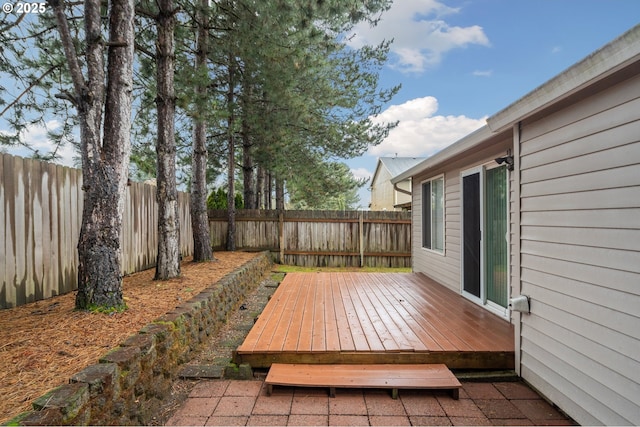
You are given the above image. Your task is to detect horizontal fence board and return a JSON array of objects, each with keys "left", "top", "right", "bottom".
[{"left": 209, "top": 209, "right": 411, "bottom": 268}]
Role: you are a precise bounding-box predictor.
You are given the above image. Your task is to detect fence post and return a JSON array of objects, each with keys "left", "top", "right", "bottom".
[
  {"left": 359, "top": 211, "right": 364, "bottom": 267},
  {"left": 279, "top": 211, "right": 284, "bottom": 263}
]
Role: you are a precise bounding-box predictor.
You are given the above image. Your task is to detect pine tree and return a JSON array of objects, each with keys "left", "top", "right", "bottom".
[
  {"left": 190, "top": 0, "right": 214, "bottom": 261},
  {"left": 49, "top": 0, "right": 135, "bottom": 310},
  {"left": 219, "top": 0, "right": 398, "bottom": 210},
  {"left": 153, "top": 0, "right": 181, "bottom": 279}
]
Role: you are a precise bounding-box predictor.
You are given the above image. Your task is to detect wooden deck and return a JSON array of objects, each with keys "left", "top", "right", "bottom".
[{"left": 235, "top": 272, "right": 515, "bottom": 369}]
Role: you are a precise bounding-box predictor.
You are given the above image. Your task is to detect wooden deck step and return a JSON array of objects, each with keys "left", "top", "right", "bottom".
[{"left": 265, "top": 363, "right": 461, "bottom": 399}]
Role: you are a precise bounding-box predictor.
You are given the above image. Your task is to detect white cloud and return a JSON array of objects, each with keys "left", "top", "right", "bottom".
[
  {"left": 472, "top": 69, "right": 493, "bottom": 77},
  {"left": 551, "top": 46, "right": 562, "bottom": 54},
  {"left": 369, "top": 96, "right": 486, "bottom": 157},
  {"left": 1, "top": 120, "right": 77, "bottom": 167},
  {"left": 347, "top": 0, "right": 490, "bottom": 73},
  {"left": 351, "top": 167, "right": 372, "bottom": 182}
]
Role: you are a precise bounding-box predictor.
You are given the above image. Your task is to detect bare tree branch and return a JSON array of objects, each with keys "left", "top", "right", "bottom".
[
  {"left": 55, "top": 91, "right": 78, "bottom": 105},
  {"left": 46, "top": 0, "right": 87, "bottom": 99}
]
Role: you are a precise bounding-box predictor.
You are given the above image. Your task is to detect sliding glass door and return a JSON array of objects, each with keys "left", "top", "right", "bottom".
[
  {"left": 485, "top": 166, "right": 508, "bottom": 309},
  {"left": 461, "top": 165, "right": 509, "bottom": 316},
  {"left": 462, "top": 171, "right": 481, "bottom": 299}
]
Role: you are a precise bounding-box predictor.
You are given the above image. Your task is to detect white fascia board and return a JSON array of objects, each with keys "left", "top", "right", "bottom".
[{"left": 487, "top": 24, "right": 640, "bottom": 133}]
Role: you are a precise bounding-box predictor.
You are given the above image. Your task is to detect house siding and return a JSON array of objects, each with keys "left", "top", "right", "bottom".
[
  {"left": 370, "top": 166, "right": 394, "bottom": 210},
  {"left": 517, "top": 72, "right": 640, "bottom": 425},
  {"left": 394, "top": 179, "right": 412, "bottom": 207},
  {"left": 411, "top": 137, "right": 512, "bottom": 294}
]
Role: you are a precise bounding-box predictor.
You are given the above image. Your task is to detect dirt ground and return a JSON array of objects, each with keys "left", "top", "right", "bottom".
[{"left": 0, "top": 251, "right": 260, "bottom": 424}]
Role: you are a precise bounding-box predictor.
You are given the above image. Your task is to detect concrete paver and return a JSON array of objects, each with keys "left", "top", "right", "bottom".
[
  {"left": 401, "top": 394, "right": 445, "bottom": 417},
  {"left": 475, "top": 399, "right": 526, "bottom": 419},
  {"left": 165, "top": 379, "right": 576, "bottom": 426},
  {"left": 329, "top": 391, "right": 368, "bottom": 415},
  {"left": 408, "top": 416, "right": 452, "bottom": 426}
]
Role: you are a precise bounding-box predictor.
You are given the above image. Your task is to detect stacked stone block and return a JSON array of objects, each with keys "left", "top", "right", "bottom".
[{"left": 7, "top": 252, "right": 272, "bottom": 426}]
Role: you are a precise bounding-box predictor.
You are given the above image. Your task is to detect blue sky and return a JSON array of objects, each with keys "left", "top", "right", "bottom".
[
  {"left": 2, "top": 0, "right": 639, "bottom": 209},
  {"left": 347, "top": 0, "right": 640, "bottom": 208}
]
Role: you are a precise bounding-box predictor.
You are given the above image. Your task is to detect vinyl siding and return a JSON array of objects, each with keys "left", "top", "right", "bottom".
[
  {"left": 411, "top": 137, "right": 512, "bottom": 295},
  {"left": 518, "top": 72, "right": 640, "bottom": 425},
  {"left": 394, "top": 179, "right": 412, "bottom": 206}
]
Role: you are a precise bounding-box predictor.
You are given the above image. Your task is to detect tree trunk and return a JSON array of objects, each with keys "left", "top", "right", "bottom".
[
  {"left": 226, "top": 58, "right": 236, "bottom": 251},
  {"left": 190, "top": 0, "right": 213, "bottom": 262},
  {"left": 240, "top": 78, "right": 256, "bottom": 209},
  {"left": 227, "top": 138, "right": 236, "bottom": 250},
  {"left": 256, "top": 164, "right": 265, "bottom": 209},
  {"left": 49, "top": 0, "right": 134, "bottom": 310},
  {"left": 275, "top": 175, "right": 285, "bottom": 210},
  {"left": 155, "top": 0, "right": 181, "bottom": 280},
  {"left": 267, "top": 171, "right": 273, "bottom": 209},
  {"left": 241, "top": 125, "right": 255, "bottom": 209}
]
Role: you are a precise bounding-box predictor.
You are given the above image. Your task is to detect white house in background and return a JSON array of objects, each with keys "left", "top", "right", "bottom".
[
  {"left": 369, "top": 157, "right": 424, "bottom": 210},
  {"left": 392, "top": 24, "right": 640, "bottom": 426}
]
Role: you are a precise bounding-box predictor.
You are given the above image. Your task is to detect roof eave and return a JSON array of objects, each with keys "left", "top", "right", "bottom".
[{"left": 391, "top": 125, "right": 493, "bottom": 183}]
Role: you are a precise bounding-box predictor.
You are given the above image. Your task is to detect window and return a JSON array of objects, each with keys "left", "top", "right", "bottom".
[{"left": 422, "top": 176, "right": 444, "bottom": 252}]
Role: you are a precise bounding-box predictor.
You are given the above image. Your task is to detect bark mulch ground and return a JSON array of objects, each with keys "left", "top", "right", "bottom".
[{"left": 0, "top": 251, "right": 260, "bottom": 424}]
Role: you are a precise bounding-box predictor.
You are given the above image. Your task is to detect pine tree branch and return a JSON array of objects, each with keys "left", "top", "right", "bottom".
[
  {"left": 0, "top": 65, "right": 60, "bottom": 118},
  {"left": 134, "top": 42, "right": 156, "bottom": 59},
  {"left": 55, "top": 91, "right": 78, "bottom": 105},
  {"left": 47, "top": 0, "right": 88, "bottom": 100},
  {"left": 135, "top": 4, "right": 158, "bottom": 20},
  {"left": 0, "top": 12, "right": 26, "bottom": 33}
]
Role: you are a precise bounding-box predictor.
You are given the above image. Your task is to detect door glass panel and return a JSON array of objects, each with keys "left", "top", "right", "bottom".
[
  {"left": 462, "top": 173, "right": 481, "bottom": 298},
  {"left": 485, "top": 166, "right": 508, "bottom": 308}
]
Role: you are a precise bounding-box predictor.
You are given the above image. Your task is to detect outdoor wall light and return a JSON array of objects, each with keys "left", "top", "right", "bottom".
[{"left": 495, "top": 151, "right": 514, "bottom": 171}]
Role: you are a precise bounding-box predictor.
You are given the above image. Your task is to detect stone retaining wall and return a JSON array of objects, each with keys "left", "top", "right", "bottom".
[{"left": 8, "top": 252, "right": 272, "bottom": 426}]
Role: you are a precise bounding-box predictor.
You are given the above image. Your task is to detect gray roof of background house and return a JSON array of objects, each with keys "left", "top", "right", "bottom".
[{"left": 379, "top": 157, "right": 426, "bottom": 178}]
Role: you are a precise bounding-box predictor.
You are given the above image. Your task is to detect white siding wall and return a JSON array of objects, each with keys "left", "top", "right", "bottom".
[
  {"left": 370, "top": 167, "right": 394, "bottom": 211},
  {"left": 395, "top": 179, "right": 413, "bottom": 207},
  {"left": 411, "top": 139, "right": 512, "bottom": 293},
  {"left": 518, "top": 73, "right": 640, "bottom": 425}
]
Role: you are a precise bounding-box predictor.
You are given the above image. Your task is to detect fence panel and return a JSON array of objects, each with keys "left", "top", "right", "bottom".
[
  {"left": 209, "top": 209, "right": 411, "bottom": 268},
  {"left": 1, "top": 153, "right": 193, "bottom": 309}
]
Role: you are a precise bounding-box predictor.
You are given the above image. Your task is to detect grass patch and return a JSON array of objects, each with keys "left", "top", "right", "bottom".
[
  {"left": 86, "top": 302, "right": 128, "bottom": 314},
  {"left": 273, "top": 264, "right": 411, "bottom": 273},
  {"left": 270, "top": 272, "right": 286, "bottom": 282}
]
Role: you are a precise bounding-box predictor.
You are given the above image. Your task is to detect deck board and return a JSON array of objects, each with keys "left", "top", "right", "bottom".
[
  {"left": 265, "top": 363, "right": 462, "bottom": 399},
  {"left": 236, "top": 272, "right": 515, "bottom": 369}
]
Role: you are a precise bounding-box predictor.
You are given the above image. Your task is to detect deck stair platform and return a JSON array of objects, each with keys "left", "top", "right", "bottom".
[{"left": 265, "top": 363, "right": 461, "bottom": 399}]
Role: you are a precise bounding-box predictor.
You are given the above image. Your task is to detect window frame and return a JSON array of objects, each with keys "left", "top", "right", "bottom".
[{"left": 421, "top": 175, "right": 445, "bottom": 254}]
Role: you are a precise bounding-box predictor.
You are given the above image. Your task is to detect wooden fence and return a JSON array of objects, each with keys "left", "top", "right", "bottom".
[
  {"left": 0, "top": 153, "right": 193, "bottom": 309},
  {"left": 209, "top": 209, "right": 411, "bottom": 268}
]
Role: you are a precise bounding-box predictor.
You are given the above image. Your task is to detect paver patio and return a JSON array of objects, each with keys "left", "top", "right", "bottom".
[{"left": 165, "top": 379, "right": 575, "bottom": 426}]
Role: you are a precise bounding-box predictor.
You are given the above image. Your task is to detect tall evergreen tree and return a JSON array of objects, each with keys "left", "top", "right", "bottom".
[
  {"left": 154, "top": 0, "right": 181, "bottom": 279},
  {"left": 48, "top": 0, "right": 135, "bottom": 310},
  {"left": 190, "top": 0, "right": 214, "bottom": 261},
  {"left": 221, "top": 0, "right": 398, "bottom": 210}
]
